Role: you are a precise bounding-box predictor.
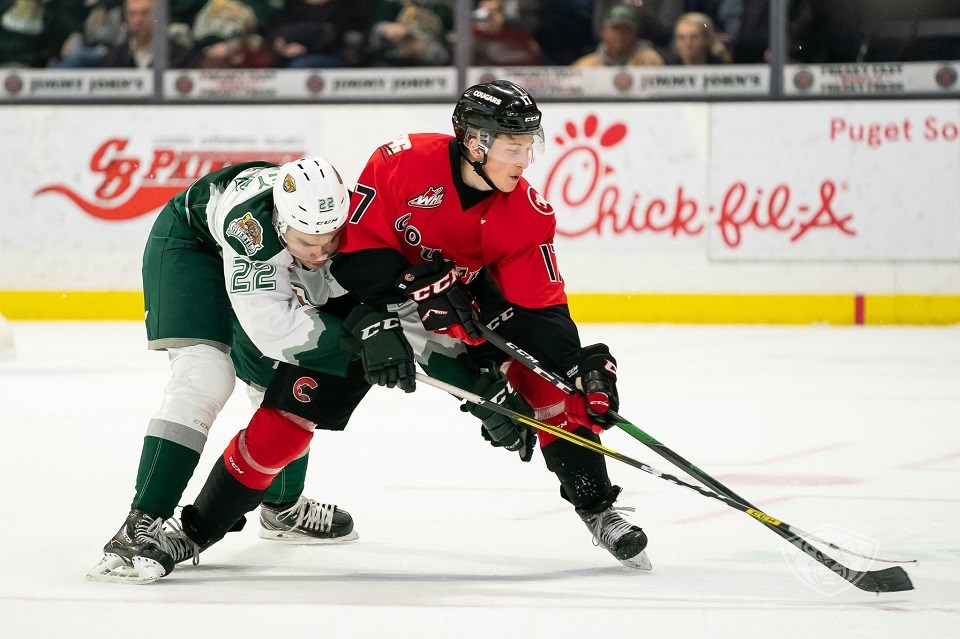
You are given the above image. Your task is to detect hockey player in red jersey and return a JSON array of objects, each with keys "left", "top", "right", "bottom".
[
  {"left": 328, "top": 79, "right": 651, "bottom": 570},
  {"left": 174, "top": 80, "right": 648, "bottom": 572}
]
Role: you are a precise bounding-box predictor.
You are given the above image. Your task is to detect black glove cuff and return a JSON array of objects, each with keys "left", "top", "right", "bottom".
[{"left": 563, "top": 343, "right": 616, "bottom": 380}]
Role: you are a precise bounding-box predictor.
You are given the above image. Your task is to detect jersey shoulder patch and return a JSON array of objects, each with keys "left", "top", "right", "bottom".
[
  {"left": 223, "top": 199, "right": 283, "bottom": 260},
  {"left": 525, "top": 185, "right": 554, "bottom": 216},
  {"left": 377, "top": 134, "right": 413, "bottom": 160}
]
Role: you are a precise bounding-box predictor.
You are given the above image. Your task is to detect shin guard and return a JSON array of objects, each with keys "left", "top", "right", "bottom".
[{"left": 223, "top": 407, "right": 315, "bottom": 490}]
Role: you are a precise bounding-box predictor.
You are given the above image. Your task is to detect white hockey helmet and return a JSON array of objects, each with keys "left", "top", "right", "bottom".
[{"left": 272, "top": 156, "right": 350, "bottom": 238}]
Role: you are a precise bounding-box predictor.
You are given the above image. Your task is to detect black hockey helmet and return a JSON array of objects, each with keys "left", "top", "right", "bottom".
[
  {"left": 452, "top": 80, "right": 545, "bottom": 191},
  {"left": 453, "top": 80, "right": 543, "bottom": 144}
]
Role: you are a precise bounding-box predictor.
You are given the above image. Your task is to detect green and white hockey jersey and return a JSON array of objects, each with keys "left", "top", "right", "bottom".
[{"left": 170, "top": 160, "right": 351, "bottom": 376}]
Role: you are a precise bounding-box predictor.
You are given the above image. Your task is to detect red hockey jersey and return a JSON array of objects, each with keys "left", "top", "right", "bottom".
[{"left": 339, "top": 133, "right": 566, "bottom": 309}]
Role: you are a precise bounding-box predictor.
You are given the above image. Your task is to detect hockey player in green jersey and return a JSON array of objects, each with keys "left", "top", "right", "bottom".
[{"left": 88, "top": 157, "right": 399, "bottom": 583}]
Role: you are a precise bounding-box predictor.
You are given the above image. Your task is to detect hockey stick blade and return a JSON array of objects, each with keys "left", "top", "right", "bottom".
[
  {"left": 853, "top": 566, "right": 914, "bottom": 594},
  {"left": 474, "top": 324, "right": 915, "bottom": 591}
]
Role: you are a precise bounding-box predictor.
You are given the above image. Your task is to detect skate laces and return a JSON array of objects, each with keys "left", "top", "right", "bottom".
[
  {"left": 277, "top": 497, "right": 335, "bottom": 533},
  {"left": 162, "top": 518, "right": 201, "bottom": 565},
  {"left": 135, "top": 516, "right": 199, "bottom": 565},
  {"left": 589, "top": 506, "right": 637, "bottom": 549}
]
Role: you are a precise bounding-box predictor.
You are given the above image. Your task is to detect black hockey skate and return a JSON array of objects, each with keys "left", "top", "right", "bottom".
[
  {"left": 259, "top": 496, "right": 358, "bottom": 543},
  {"left": 579, "top": 505, "right": 652, "bottom": 571},
  {"left": 87, "top": 509, "right": 200, "bottom": 584}
]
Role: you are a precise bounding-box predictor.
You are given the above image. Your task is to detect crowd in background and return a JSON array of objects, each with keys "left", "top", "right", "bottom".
[{"left": 1, "top": 0, "right": 959, "bottom": 70}]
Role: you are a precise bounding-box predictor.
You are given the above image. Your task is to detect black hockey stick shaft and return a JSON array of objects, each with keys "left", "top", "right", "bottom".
[
  {"left": 416, "top": 372, "right": 911, "bottom": 565},
  {"left": 475, "top": 324, "right": 914, "bottom": 593}
]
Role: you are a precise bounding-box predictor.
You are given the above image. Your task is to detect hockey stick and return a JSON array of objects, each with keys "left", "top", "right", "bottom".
[
  {"left": 416, "top": 372, "right": 913, "bottom": 567},
  {"left": 473, "top": 324, "right": 915, "bottom": 593}
]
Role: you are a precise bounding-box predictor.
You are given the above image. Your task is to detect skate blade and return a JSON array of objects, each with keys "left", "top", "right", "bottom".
[
  {"left": 258, "top": 529, "right": 359, "bottom": 544},
  {"left": 85, "top": 554, "right": 166, "bottom": 585},
  {"left": 619, "top": 550, "right": 652, "bottom": 571}
]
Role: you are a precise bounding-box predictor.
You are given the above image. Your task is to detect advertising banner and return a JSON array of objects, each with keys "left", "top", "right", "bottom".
[
  {"left": 709, "top": 101, "right": 960, "bottom": 260},
  {"left": 0, "top": 101, "right": 958, "bottom": 294},
  {"left": 469, "top": 66, "right": 769, "bottom": 99},
  {"left": 785, "top": 62, "right": 960, "bottom": 96},
  {"left": 164, "top": 68, "right": 456, "bottom": 101},
  {"left": 0, "top": 69, "right": 152, "bottom": 101}
]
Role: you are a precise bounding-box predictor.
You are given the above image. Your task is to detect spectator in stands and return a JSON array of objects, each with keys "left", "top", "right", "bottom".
[
  {"left": 193, "top": 0, "right": 273, "bottom": 68},
  {"left": 730, "top": 0, "right": 767, "bottom": 63},
  {"left": 268, "top": 0, "right": 365, "bottom": 68},
  {"left": 99, "top": 0, "right": 198, "bottom": 68},
  {"left": 666, "top": 11, "right": 732, "bottom": 65},
  {"left": 535, "top": 0, "right": 596, "bottom": 65},
  {"left": 366, "top": 0, "right": 452, "bottom": 67},
  {"left": 593, "top": 0, "right": 743, "bottom": 51},
  {"left": 0, "top": 0, "right": 86, "bottom": 67},
  {"left": 56, "top": 0, "right": 125, "bottom": 68},
  {"left": 572, "top": 2, "right": 664, "bottom": 67},
  {"left": 472, "top": 0, "right": 544, "bottom": 66}
]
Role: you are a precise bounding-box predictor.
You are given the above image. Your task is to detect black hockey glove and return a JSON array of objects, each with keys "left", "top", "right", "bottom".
[
  {"left": 563, "top": 343, "right": 619, "bottom": 431},
  {"left": 341, "top": 305, "right": 416, "bottom": 393},
  {"left": 461, "top": 365, "right": 537, "bottom": 462},
  {"left": 395, "top": 255, "right": 485, "bottom": 346}
]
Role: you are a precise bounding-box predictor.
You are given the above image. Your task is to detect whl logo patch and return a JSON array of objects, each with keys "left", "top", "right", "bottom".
[{"left": 407, "top": 186, "right": 444, "bottom": 208}]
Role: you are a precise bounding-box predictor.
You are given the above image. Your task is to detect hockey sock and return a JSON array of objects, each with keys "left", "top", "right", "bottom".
[
  {"left": 187, "top": 461, "right": 265, "bottom": 545},
  {"left": 223, "top": 408, "right": 314, "bottom": 490},
  {"left": 132, "top": 435, "right": 201, "bottom": 518},
  {"left": 541, "top": 426, "right": 618, "bottom": 511},
  {"left": 263, "top": 451, "right": 309, "bottom": 506},
  {"left": 504, "top": 360, "right": 571, "bottom": 446}
]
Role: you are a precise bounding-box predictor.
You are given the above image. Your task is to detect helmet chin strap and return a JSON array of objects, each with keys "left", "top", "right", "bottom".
[{"left": 461, "top": 145, "right": 499, "bottom": 191}]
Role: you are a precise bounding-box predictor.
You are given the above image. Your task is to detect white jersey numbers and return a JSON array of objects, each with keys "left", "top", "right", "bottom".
[
  {"left": 385, "top": 135, "right": 412, "bottom": 155},
  {"left": 231, "top": 257, "right": 277, "bottom": 293}
]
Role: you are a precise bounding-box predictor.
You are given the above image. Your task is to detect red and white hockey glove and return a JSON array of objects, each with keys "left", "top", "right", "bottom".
[
  {"left": 396, "top": 256, "right": 486, "bottom": 346},
  {"left": 563, "top": 343, "right": 619, "bottom": 431}
]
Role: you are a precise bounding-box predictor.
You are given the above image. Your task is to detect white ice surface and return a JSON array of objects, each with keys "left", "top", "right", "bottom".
[{"left": 1, "top": 321, "right": 958, "bottom": 638}]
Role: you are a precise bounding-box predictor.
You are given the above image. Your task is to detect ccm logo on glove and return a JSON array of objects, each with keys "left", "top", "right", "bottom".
[
  {"left": 404, "top": 268, "right": 459, "bottom": 301},
  {"left": 359, "top": 317, "right": 401, "bottom": 340}
]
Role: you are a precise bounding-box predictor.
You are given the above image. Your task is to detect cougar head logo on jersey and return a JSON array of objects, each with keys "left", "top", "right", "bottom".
[
  {"left": 408, "top": 186, "right": 444, "bottom": 209},
  {"left": 282, "top": 174, "right": 296, "bottom": 193}
]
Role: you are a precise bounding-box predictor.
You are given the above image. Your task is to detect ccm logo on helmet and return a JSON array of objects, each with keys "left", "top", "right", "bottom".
[{"left": 293, "top": 376, "right": 318, "bottom": 403}]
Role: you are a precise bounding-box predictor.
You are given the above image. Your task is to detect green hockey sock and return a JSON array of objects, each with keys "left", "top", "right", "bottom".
[
  {"left": 131, "top": 435, "right": 201, "bottom": 518},
  {"left": 263, "top": 452, "right": 309, "bottom": 506}
]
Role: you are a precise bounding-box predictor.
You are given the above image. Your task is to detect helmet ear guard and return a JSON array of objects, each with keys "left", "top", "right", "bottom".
[{"left": 272, "top": 157, "right": 349, "bottom": 240}]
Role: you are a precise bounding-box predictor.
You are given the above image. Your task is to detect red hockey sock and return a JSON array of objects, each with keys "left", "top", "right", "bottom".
[
  {"left": 222, "top": 408, "right": 314, "bottom": 490},
  {"left": 505, "top": 362, "right": 570, "bottom": 447}
]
